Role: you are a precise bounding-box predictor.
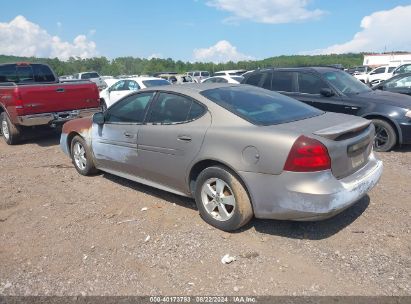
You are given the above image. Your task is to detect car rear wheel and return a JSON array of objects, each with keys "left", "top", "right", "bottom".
[
  {"left": 372, "top": 119, "right": 397, "bottom": 152},
  {"left": 194, "top": 166, "right": 253, "bottom": 231},
  {"left": 70, "top": 135, "right": 98, "bottom": 176},
  {"left": 0, "top": 112, "right": 21, "bottom": 145}
]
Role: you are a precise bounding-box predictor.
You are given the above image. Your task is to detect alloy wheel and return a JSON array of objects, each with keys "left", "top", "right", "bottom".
[
  {"left": 374, "top": 124, "right": 389, "bottom": 150},
  {"left": 200, "top": 178, "right": 236, "bottom": 221},
  {"left": 2, "top": 119, "right": 10, "bottom": 140},
  {"left": 73, "top": 142, "right": 87, "bottom": 170}
]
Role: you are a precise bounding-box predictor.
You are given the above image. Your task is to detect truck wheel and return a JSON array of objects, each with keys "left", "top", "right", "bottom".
[
  {"left": 194, "top": 166, "right": 253, "bottom": 231},
  {"left": 372, "top": 119, "right": 397, "bottom": 152},
  {"left": 70, "top": 135, "right": 98, "bottom": 176},
  {"left": 0, "top": 112, "right": 21, "bottom": 145}
]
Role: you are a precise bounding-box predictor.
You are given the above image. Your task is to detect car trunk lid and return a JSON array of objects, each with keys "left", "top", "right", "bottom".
[{"left": 279, "top": 112, "right": 374, "bottom": 179}]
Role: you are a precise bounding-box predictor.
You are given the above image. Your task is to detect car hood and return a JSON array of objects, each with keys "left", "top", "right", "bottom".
[{"left": 354, "top": 90, "right": 411, "bottom": 109}]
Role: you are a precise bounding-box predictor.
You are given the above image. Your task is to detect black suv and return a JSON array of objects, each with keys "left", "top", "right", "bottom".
[{"left": 242, "top": 67, "right": 411, "bottom": 151}]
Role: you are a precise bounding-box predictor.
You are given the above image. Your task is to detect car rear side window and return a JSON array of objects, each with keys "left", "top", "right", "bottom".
[
  {"left": 105, "top": 92, "right": 154, "bottom": 123},
  {"left": 148, "top": 93, "right": 195, "bottom": 124},
  {"left": 272, "top": 71, "right": 294, "bottom": 92},
  {"left": 201, "top": 86, "right": 322, "bottom": 126},
  {"left": 297, "top": 72, "right": 327, "bottom": 94}
]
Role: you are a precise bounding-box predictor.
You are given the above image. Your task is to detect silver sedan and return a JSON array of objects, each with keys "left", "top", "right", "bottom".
[{"left": 60, "top": 84, "right": 383, "bottom": 231}]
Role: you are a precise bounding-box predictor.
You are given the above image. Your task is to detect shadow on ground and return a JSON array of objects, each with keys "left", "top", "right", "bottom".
[
  {"left": 17, "top": 129, "right": 61, "bottom": 147},
  {"left": 103, "top": 173, "right": 197, "bottom": 211},
  {"left": 103, "top": 172, "right": 369, "bottom": 240}
]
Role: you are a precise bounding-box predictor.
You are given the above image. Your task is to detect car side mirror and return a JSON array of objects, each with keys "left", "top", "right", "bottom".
[
  {"left": 375, "top": 85, "right": 384, "bottom": 90},
  {"left": 320, "top": 88, "right": 335, "bottom": 97},
  {"left": 93, "top": 112, "right": 105, "bottom": 125}
]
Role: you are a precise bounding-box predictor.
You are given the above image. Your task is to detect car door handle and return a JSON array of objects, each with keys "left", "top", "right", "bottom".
[
  {"left": 124, "top": 132, "right": 134, "bottom": 138},
  {"left": 177, "top": 135, "right": 192, "bottom": 142},
  {"left": 56, "top": 88, "right": 65, "bottom": 93}
]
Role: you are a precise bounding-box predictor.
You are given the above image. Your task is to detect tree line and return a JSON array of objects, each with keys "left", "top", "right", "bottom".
[{"left": 0, "top": 53, "right": 364, "bottom": 76}]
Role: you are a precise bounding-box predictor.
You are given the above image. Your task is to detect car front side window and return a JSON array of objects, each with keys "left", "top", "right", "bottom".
[
  {"left": 105, "top": 92, "right": 155, "bottom": 123},
  {"left": 297, "top": 72, "right": 328, "bottom": 94},
  {"left": 148, "top": 93, "right": 197, "bottom": 124}
]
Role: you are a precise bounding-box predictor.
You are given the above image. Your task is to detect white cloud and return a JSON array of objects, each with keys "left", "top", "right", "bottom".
[
  {"left": 193, "top": 40, "right": 254, "bottom": 63},
  {"left": 305, "top": 5, "right": 411, "bottom": 55},
  {"left": 207, "top": 0, "right": 325, "bottom": 24},
  {"left": 0, "top": 15, "right": 97, "bottom": 60}
]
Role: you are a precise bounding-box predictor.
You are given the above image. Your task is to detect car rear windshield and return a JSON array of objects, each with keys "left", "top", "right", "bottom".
[
  {"left": 201, "top": 86, "right": 323, "bottom": 126},
  {"left": 0, "top": 64, "right": 56, "bottom": 83},
  {"left": 142, "top": 79, "right": 171, "bottom": 87}
]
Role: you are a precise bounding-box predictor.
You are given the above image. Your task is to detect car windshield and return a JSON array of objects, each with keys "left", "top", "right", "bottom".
[
  {"left": 320, "top": 70, "right": 372, "bottom": 94},
  {"left": 201, "top": 86, "right": 323, "bottom": 126},
  {"left": 142, "top": 79, "right": 171, "bottom": 87}
]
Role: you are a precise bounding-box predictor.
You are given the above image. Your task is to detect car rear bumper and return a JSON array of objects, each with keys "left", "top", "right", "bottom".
[
  {"left": 238, "top": 153, "right": 383, "bottom": 221},
  {"left": 17, "top": 107, "right": 101, "bottom": 127}
]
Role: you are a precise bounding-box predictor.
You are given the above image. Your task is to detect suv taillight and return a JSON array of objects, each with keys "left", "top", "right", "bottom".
[{"left": 284, "top": 136, "right": 331, "bottom": 172}]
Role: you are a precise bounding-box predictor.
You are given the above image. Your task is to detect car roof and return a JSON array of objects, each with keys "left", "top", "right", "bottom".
[
  {"left": 126, "top": 76, "right": 166, "bottom": 81},
  {"left": 244, "top": 66, "right": 345, "bottom": 74},
  {"left": 140, "top": 83, "right": 241, "bottom": 94}
]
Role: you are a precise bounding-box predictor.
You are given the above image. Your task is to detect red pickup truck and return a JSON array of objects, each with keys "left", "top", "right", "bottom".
[{"left": 0, "top": 63, "right": 101, "bottom": 145}]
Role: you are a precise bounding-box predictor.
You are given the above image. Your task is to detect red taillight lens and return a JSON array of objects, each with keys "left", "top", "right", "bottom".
[{"left": 284, "top": 136, "right": 331, "bottom": 172}]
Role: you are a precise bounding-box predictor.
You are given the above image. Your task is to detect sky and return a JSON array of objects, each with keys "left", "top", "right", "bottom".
[{"left": 0, "top": 0, "right": 411, "bottom": 63}]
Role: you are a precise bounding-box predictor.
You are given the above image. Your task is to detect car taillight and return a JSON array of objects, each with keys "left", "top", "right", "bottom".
[{"left": 284, "top": 136, "right": 331, "bottom": 172}]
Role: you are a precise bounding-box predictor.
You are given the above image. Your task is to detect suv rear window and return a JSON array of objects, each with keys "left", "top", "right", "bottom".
[{"left": 201, "top": 86, "right": 322, "bottom": 126}]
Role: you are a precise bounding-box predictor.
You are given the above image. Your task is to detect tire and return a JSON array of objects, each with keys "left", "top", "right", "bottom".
[
  {"left": 194, "top": 166, "right": 253, "bottom": 231},
  {"left": 372, "top": 119, "right": 397, "bottom": 152},
  {"left": 0, "top": 112, "right": 21, "bottom": 145},
  {"left": 70, "top": 135, "right": 98, "bottom": 176}
]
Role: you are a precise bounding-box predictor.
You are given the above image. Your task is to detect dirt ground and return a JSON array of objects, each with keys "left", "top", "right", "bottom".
[{"left": 0, "top": 131, "right": 410, "bottom": 296}]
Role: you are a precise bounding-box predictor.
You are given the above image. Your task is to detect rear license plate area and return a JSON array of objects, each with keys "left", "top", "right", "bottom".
[
  {"left": 347, "top": 137, "right": 371, "bottom": 168},
  {"left": 351, "top": 153, "right": 365, "bottom": 168}
]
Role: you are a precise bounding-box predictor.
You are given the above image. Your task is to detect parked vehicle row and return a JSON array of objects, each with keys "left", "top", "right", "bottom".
[
  {"left": 354, "top": 63, "right": 411, "bottom": 86},
  {"left": 0, "top": 63, "right": 101, "bottom": 145},
  {"left": 241, "top": 67, "right": 411, "bottom": 152}
]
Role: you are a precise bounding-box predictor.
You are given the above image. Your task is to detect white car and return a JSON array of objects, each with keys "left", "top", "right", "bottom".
[
  {"left": 99, "top": 77, "right": 170, "bottom": 109},
  {"left": 213, "top": 70, "right": 247, "bottom": 77},
  {"left": 355, "top": 65, "right": 397, "bottom": 85},
  {"left": 201, "top": 75, "right": 243, "bottom": 84}
]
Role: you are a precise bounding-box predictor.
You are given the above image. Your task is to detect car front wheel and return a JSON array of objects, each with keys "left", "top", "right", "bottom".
[
  {"left": 194, "top": 166, "right": 253, "bottom": 231},
  {"left": 70, "top": 135, "right": 98, "bottom": 176}
]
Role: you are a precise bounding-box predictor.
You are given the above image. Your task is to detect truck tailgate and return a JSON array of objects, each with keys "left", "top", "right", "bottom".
[{"left": 17, "top": 82, "right": 100, "bottom": 115}]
